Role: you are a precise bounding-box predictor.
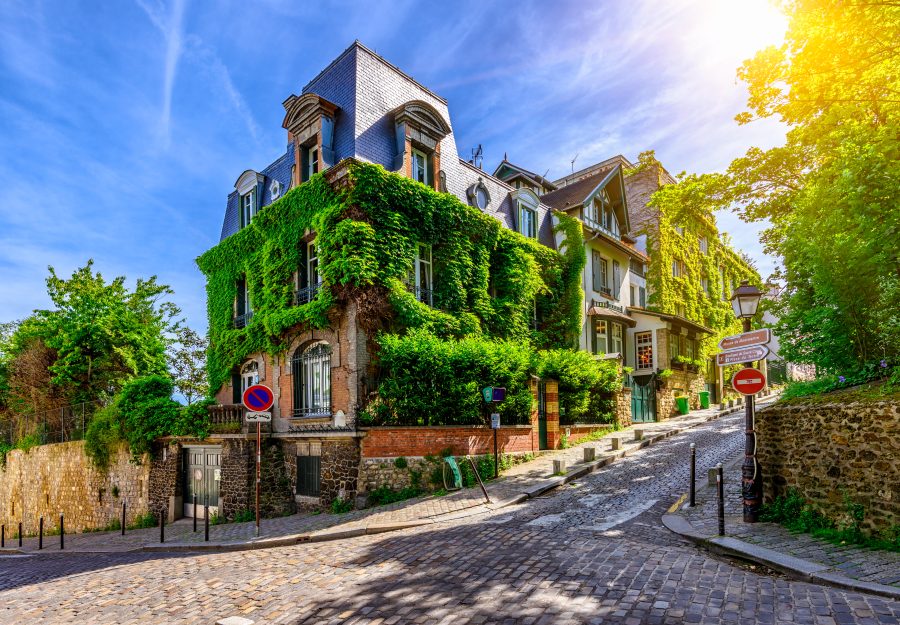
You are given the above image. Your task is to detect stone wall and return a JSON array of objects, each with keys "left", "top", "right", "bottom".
[
  {"left": 615, "top": 387, "right": 633, "bottom": 428},
  {"left": 148, "top": 441, "right": 181, "bottom": 522},
  {"left": 319, "top": 440, "right": 360, "bottom": 504},
  {"left": 756, "top": 400, "right": 900, "bottom": 532},
  {"left": 219, "top": 438, "right": 253, "bottom": 519},
  {"left": 0, "top": 441, "right": 150, "bottom": 535},
  {"left": 562, "top": 424, "right": 619, "bottom": 446}
]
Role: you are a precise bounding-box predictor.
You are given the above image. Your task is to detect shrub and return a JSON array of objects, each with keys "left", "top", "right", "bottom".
[
  {"left": 330, "top": 497, "right": 354, "bottom": 514},
  {"left": 128, "top": 512, "right": 157, "bottom": 529},
  {"left": 536, "top": 349, "right": 620, "bottom": 424},
  {"left": 393, "top": 456, "right": 408, "bottom": 469},
  {"left": 233, "top": 509, "right": 255, "bottom": 523},
  {"left": 367, "top": 485, "right": 422, "bottom": 506}
]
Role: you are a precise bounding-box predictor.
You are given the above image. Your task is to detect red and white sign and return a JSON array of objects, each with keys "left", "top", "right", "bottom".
[
  {"left": 718, "top": 328, "right": 771, "bottom": 352},
  {"left": 731, "top": 368, "right": 766, "bottom": 396},
  {"left": 242, "top": 384, "right": 274, "bottom": 412}
]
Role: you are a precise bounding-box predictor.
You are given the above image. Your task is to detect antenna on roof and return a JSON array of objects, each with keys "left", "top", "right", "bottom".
[
  {"left": 471, "top": 144, "right": 483, "bottom": 170},
  {"left": 542, "top": 168, "right": 550, "bottom": 179},
  {"left": 570, "top": 153, "right": 579, "bottom": 174}
]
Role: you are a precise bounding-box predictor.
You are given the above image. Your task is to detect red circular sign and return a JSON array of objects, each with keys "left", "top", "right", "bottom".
[
  {"left": 732, "top": 368, "right": 766, "bottom": 395},
  {"left": 242, "top": 384, "right": 274, "bottom": 411}
]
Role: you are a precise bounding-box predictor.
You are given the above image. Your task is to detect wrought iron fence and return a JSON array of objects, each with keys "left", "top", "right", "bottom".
[
  {"left": 294, "top": 284, "right": 320, "bottom": 305},
  {"left": 234, "top": 311, "right": 254, "bottom": 328},
  {"left": 1, "top": 400, "right": 105, "bottom": 446}
]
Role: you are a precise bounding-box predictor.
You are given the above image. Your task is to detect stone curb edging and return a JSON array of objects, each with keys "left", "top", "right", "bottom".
[{"left": 661, "top": 509, "right": 900, "bottom": 601}]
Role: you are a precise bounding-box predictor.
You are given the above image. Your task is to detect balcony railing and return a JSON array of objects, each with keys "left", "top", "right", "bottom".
[
  {"left": 295, "top": 284, "right": 321, "bottom": 305},
  {"left": 292, "top": 406, "right": 333, "bottom": 419},
  {"left": 234, "top": 311, "right": 253, "bottom": 328},
  {"left": 629, "top": 259, "right": 645, "bottom": 277},
  {"left": 591, "top": 299, "right": 625, "bottom": 314},
  {"left": 582, "top": 217, "right": 621, "bottom": 241},
  {"left": 404, "top": 282, "right": 433, "bottom": 306},
  {"left": 207, "top": 404, "right": 245, "bottom": 432}
]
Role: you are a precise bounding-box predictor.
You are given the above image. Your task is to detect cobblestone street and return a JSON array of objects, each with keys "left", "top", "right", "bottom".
[{"left": 1, "top": 413, "right": 898, "bottom": 624}]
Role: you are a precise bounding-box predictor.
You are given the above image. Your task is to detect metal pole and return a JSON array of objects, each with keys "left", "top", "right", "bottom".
[
  {"left": 717, "top": 463, "right": 725, "bottom": 536},
  {"left": 159, "top": 509, "right": 165, "bottom": 544},
  {"left": 741, "top": 317, "right": 762, "bottom": 523},
  {"left": 121, "top": 500, "right": 126, "bottom": 535},
  {"left": 39, "top": 517, "right": 43, "bottom": 550},
  {"left": 256, "top": 422, "right": 261, "bottom": 538},
  {"left": 193, "top": 494, "right": 197, "bottom": 532},
  {"left": 466, "top": 457, "right": 491, "bottom": 504},
  {"left": 18, "top": 522, "right": 22, "bottom": 547},
  {"left": 1, "top": 524, "right": 4, "bottom": 548},
  {"left": 60, "top": 514, "right": 64, "bottom": 550},
  {"left": 493, "top": 428, "right": 499, "bottom": 479},
  {"left": 689, "top": 443, "right": 696, "bottom": 507},
  {"left": 204, "top": 503, "right": 210, "bottom": 542}
]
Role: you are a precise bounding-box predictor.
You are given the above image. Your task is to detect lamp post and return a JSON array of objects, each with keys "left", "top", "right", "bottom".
[{"left": 730, "top": 280, "right": 764, "bottom": 523}]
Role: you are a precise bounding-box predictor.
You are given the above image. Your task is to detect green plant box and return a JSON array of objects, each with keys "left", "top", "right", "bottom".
[
  {"left": 675, "top": 396, "right": 690, "bottom": 415},
  {"left": 698, "top": 391, "right": 710, "bottom": 409}
]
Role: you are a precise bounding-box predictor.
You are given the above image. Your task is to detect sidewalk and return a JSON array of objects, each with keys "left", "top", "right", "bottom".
[
  {"left": 0, "top": 398, "right": 758, "bottom": 556},
  {"left": 663, "top": 453, "right": 900, "bottom": 601}
]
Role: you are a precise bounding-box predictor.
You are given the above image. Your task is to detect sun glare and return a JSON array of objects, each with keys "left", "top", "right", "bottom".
[{"left": 694, "top": 0, "right": 788, "bottom": 62}]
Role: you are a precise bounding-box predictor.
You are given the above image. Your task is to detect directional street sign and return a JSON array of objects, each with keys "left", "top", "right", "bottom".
[
  {"left": 718, "top": 328, "right": 771, "bottom": 352},
  {"left": 242, "top": 384, "right": 274, "bottom": 412},
  {"left": 716, "top": 345, "right": 769, "bottom": 367},
  {"left": 732, "top": 368, "right": 767, "bottom": 395},
  {"left": 245, "top": 412, "right": 272, "bottom": 423}
]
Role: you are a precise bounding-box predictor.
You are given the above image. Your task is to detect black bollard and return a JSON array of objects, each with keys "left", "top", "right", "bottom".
[
  {"left": 121, "top": 500, "right": 126, "bottom": 536},
  {"left": 193, "top": 494, "right": 197, "bottom": 533},
  {"left": 1, "top": 524, "right": 4, "bottom": 548},
  {"left": 18, "top": 522, "right": 22, "bottom": 547},
  {"left": 717, "top": 463, "right": 725, "bottom": 536},
  {"left": 204, "top": 504, "right": 209, "bottom": 542},
  {"left": 689, "top": 443, "right": 696, "bottom": 507},
  {"left": 60, "top": 514, "right": 64, "bottom": 550},
  {"left": 159, "top": 509, "right": 165, "bottom": 544},
  {"left": 39, "top": 517, "right": 43, "bottom": 550}
]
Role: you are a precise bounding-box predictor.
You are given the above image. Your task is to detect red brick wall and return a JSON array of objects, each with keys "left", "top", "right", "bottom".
[
  {"left": 360, "top": 426, "right": 537, "bottom": 458},
  {"left": 562, "top": 424, "right": 615, "bottom": 446}
]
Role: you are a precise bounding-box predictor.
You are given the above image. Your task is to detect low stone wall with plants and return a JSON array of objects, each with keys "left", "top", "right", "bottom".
[
  {"left": 0, "top": 441, "right": 151, "bottom": 535},
  {"left": 756, "top": 399, "right": 900, "bottom": 532}
]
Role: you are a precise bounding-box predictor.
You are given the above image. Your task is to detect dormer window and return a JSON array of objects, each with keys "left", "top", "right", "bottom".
[
  {"left": 467, "top": 180, "right": 491, "bottom": 210},
  {"left": 235, "top": 170, "right": 264, "bottom": 230},
  {"left": 411, "top": 148, "right": 431, "bottom": 186},
  {"left": 282, "top": 93, "right": 339, "bottom": 186},
  {"left": 518, "top": 202, "right": 537, "bottom": 239},
  {"left": 302, "top": 144, "right": 319, "bottom": 182},
  {"left": 391, "top": 100, "right": 450, "bottom": 191},
  {"left": 241, "top": 190, "right": 257, "bottom": 228}
]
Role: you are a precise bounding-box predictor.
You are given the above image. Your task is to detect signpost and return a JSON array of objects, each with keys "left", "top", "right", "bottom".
[
  {"left": 718, "top": 328, "right": 770, "bottom": 352},
  {"left": 716, "top": 345, "right": 769, "bottom": 366},
  {"left": 732, "top": 368, "right": 767, "bottom": 396},
  {"left": 482, "top": 387, "right": 506, "bottom": 478},
  {"left": 242, "top": 384, "right": 274, "bottom": 538}
]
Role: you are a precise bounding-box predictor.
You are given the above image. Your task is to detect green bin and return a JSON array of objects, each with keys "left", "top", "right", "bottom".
[
  {"left": 698, "top": 391, "right": 710, "bottom": 409},
  {"left": 675, "top": 396, "right": 690, "bottom": 415}
]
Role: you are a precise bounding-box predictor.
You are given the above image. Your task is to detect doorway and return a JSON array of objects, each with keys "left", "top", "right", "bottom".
[{"left": 183, "top": 446, "right": 222, "bottom": 518}]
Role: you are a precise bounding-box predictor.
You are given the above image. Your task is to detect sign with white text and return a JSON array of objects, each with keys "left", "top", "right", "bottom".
[
  {"left": 718, "top": 328, "right": 771, "bottom": 352},
  {"left": 716, "top": 345, "right": 769, "bottom": 366}
]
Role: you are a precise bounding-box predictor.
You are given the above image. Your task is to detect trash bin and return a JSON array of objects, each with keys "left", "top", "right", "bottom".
[
  {"left": 675, "top": 396, "right": 690, "bottom": 415},
  {"left": 699, "top": 391, "right": 710, "bottom": 409}
]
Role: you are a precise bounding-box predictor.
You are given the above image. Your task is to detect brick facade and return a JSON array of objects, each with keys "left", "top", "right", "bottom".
[{"left": 360, "top": 425, "right": 538, "bottom": 459}]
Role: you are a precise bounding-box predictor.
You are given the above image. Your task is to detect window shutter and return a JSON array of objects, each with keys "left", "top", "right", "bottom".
[
  {"left": 298, "top": 244, "right": 308, "bottom": 289},
  {"left": 511, "top": 200, "right": 519, "bottom": 231},
  {"left": 300, "top": 147, "right": 309, "bottom": 182},
  {"left": 639, "top": 286, "right": 646, "bottom": 308},
  {"left": 231, "top": 372, "right": 241, "bottom": 404},
  {"left": 613, "top": 260, "right": 621, "bottom": 298},
  {"left": 592, "top": 252, "right": 601, "bottom": 292},
  {"left": 590, "top": 318, "right": 597, "bottom": 354}
]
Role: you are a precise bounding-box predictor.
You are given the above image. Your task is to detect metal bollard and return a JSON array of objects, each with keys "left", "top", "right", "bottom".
[
  {"left": 716, "top": 463, "right": 725, "bottom": 536},
  {"left": 39, "top": 517, "right": 44, "bottom": 550},
  {"left": 193, "top": 495, "right": 197, "bottom": 533},
  {"left": 159, "top": 509, "right": 165, "bottom": 544},
  {"left": 18, "top": 522, "right": 22, "bottom": 547},
  {"left": 121, "top": 500, "right": 126, "bottom": 536},
  {"left": 689, "top": 443, "right": 696, "bottom": 507},
  {"left": 60, "top": 514, "right": 64, "bottom": 550},
  {"left": 1, "top": 524, "right": 4, "bottom": 549},
  {"left": 204, "top": 505, "right": 210, "bottom": 542}
]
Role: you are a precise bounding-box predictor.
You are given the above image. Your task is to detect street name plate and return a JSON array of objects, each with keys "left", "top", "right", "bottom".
[
  {"left": 716, "top": 345, "right": 769, "bottom": 366},
  {"left": 718, "top": 328, "right": 771, "bottom": 351},
  {"left": 245, "top": 411, "right": 272, "bottom": 423}
]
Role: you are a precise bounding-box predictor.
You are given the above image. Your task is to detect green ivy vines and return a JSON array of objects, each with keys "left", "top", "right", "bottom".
[{"left": 197, "top": 161, "right": 588, "bottom": 399}]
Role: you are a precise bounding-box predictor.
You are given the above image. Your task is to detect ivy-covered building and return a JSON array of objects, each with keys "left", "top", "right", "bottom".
[{"left": 194, "top": 42, "right": 581, "bottom": 512}]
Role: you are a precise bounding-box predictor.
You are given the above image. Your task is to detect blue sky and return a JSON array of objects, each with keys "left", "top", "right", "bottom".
[{"left": 0, "top": 0, "right": 787, "bottom": 332}]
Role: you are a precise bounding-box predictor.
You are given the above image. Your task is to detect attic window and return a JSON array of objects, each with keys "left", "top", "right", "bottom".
[
  {"left": 270, "top": 180, "right": 282, "bottom": 200},
  {"left": 466, "top": 180, "right": 491, "bottom": 210}
]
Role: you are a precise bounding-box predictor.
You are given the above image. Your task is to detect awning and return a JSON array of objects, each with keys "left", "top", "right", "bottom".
[{"left": 586, "top": 305, "right": 637, "bottom": 328}]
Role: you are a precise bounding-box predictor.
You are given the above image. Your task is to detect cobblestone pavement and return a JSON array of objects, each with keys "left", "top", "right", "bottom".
[
  {"left": 2, "top": 412, "right": 899, "bottom": 624},
  {"left": 679, "top": 454, "right": 900, "bottom": 588}
]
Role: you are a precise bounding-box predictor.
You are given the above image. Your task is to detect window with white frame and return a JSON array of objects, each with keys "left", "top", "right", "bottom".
[
  {"left": 612, "top": 260, "right": 621, "bottom": 299},
  {"left": 240, "top": 361, "right": 259, "bottom": 394},
  {"left": 591, "top": 251, "right": 609, "bottom": 294},
  {"left": 292, "top": 342, "right": 332, "bottom": 418},
  {"left": 411, "top": 148, "right": 430, "bottom": 185},
  {"left": 636, "top": 332, "right": 653, "bottom": 370},
  {"left": 302, "top": 144, "right": 319, "bottom": 182},
  {"left": 701, "top": 273, "right": 709, "bottom": 294},
  {"left": 592, "top": 318, "right": 608, "bottom": 355},
  {"left": 407, "top": 243, "right": 433, "bottom": 305},
  {"left": 611, "top": 323, "right": 623, "bottom": 355},
  {"left": 639, "top": 286, "right": 647, "bottom": 307},
  {"left": 699, "top": 236, "right": 708, "bottom": 254},
  {"left": 308, "top": 242, "right": 320, "bottom": 288},
  {"left": 241, "top": 190, "right": 257, "bottom": 228},
  {"left": 672, "top": 260, "right": 684, "bottom": 278},
  {"left": 518, "top": 202, "right": 537, "bottom": 239}
]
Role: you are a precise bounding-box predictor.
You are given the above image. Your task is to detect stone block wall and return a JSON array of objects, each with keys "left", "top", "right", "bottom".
[
  {"left": 615, "top": 386, "right": 633, "bottom": 428},
  {"left": 0, "top": 441, "right": 151, "bottom": 535},
  {"left": 320, "top": 440, "right": 360, "bottom": 504},
  {"left": 148, "top": 441, "right": 181, "bottom": 521},
  {"left": 756, "top": 400, "right": 900, "bottom": 532},
  {"left": 219, "top": 438, "right": 253, "bottom": 518}
]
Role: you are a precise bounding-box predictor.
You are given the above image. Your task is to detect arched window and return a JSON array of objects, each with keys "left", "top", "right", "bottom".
[
  {"left": 240, "top": 361, "right": 259, "bottom": 394},
  {"left": 292, "top": 342, "right": 332, "bottom": 418}
]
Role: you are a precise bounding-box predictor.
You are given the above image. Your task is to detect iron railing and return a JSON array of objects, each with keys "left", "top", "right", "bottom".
[
  {"left": 404, "top": 282, "right": 433, "bottom": 306},
  {"left": 591, "top": 298, "right": 625, "bottom": 314},
  {"left": 294, "top": 284, "right": 321, "bottom": 305},
  {"left": 2, "top": 400, "right": 105, "bottom": 446},
  {"left": 582, "top": 217, "right": 621, "bottom": 241},
  {"left": 234, "top": 311, "right": 254, "bottom": 328}
]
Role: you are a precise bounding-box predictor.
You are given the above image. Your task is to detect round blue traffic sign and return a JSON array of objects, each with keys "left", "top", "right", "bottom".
[{"left": 242, "top": 384, "right": 274, "bottom": 412}]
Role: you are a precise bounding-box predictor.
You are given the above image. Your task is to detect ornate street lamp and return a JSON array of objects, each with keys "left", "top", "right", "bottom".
[{"left": 730, "top": 279, "right": 764, "bottom": 522}]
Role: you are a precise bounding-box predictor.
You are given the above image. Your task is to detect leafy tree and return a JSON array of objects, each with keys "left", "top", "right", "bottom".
[{"left": 167, "top": 324, "right": 209, "bottom": 404}]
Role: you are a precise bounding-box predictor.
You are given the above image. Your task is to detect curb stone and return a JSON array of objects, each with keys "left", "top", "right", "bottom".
[{"left": 661, "top": 509, "right": 900, "bottom": 601}]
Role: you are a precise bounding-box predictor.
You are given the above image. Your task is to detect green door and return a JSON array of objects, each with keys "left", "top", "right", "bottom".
[
  {"left": 630, "top": 374, "right": 657, "bottom": 423},
  {"left": 538, "top": 380, "right": 548, "bottom": 450},
  {"left": 183, "top": 446, "right": 222, "bottom": 518}
]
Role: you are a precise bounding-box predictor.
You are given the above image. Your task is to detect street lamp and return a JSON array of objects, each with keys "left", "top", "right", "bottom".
[{"left": 730, "top": 279, "right": 764, "bottom": 523}]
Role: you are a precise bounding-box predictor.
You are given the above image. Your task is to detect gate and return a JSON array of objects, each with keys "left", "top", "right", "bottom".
[
  {"left": 183, "top": 446, "right": 222, "bottom": 518},
  {"left": 537, "top": 380, "right": 548, "bottom": 450},
  {"left": 629, "top": 374, "right": 657, "bottom": 423}
]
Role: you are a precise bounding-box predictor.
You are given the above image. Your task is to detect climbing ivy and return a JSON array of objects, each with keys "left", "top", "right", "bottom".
[
  {"left": 626, "top": 152, "right": 762, "bottom": 364},
  {"left": 197, "top": 162, "right": 585, "bottom": 394}
]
